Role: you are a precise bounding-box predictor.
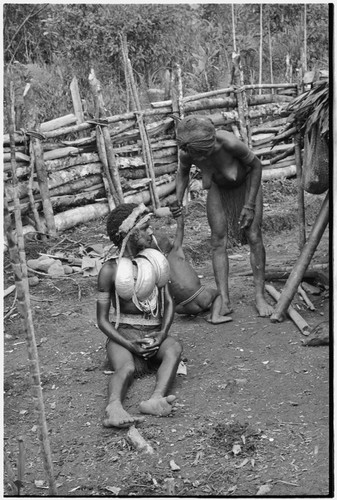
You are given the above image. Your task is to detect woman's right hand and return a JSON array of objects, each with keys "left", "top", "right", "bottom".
[{"left": 169, "top": 201, "right": 183, "bottom": 219}]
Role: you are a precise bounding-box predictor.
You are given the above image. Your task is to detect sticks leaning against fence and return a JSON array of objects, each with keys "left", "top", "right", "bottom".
[
  {"left": 4, "top": 80, "right": 57, "bottom": 495},
  {"left": 121, "top": 34, "right": 161, "bottom": 209}
]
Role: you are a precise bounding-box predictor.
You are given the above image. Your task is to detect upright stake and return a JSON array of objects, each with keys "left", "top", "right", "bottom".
[
  {"left": 259, "top": 5, "right": 263, "bottom": 95},
  {"left": 270, "top": 192, "right": 329, "bottom": 322},
  {"left": 231, "top": 53, "right": 250, "bottom": 146},
  {"left": 88, "top": 69, "right": 124, "bottom": 204},
  {"left": 294, "top": 124, "right": 306, "bottom": 250},
  {"left": 120, "top": 35, "right": 160, "bottom": 208},
  {"left": 23, "top": 83, "right": 56, "bottom": 236},
  {"left": 5, "top": 80, "right": 57, "bottom": 495},
  {"left": 70, "top": 76, "right": 85, "bottom": 137}
]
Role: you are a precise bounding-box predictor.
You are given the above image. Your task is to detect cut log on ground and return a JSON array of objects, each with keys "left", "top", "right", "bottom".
[
  {"left": 262, "top": 164, "right": 296, "bottom": 181},
  {"left": 266, "top": 284, "right": 310, "bottom": 335}
]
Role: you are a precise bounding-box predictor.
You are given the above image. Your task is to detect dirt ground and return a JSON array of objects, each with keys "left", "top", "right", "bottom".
[{"left": 3, "top": 180, "right": 331, "bottom": 497}]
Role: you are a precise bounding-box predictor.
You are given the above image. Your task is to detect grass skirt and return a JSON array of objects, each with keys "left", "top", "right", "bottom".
[{"left": 219, "top": 180, "right": 247, "bottom": 245}]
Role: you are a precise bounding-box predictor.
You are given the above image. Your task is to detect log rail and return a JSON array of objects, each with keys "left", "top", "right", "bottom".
[{"left": 4, "top": 72, "right": 300, "bottom": 236}]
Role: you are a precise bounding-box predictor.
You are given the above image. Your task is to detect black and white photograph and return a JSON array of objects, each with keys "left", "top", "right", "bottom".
[{"left": 3, "top": 3, "right": 331, "bottom": 497}]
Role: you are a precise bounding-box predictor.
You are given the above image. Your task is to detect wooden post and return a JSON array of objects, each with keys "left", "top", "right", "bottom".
[
  {"left": 33, "top": 138, "right": 56, "bottom": 236},
  {"left": 270, "top": 191, "right": 329, "bottom": 322},
  {"left": 70, "top": 76, "right": 85, "bottom": 125},
  {"left": 231, "top": 53, "right": 250, "bottom": 146},
  {"left": 27, "top": 144, "right": 46, "bottom": 238},
  {"left": 294, "top": 124, "right": 306, "bottom": 250},
  {"left": 4, "top": 80, "right": 57, "bottom": 495},
  {"left": 23, "top": 83, "right": 56, "bottom": 236},
  {"left": 88, "top": 69, "right": 124, "bottom": 204},
  {"left": 70, "top": 76, "right": 85, "bottom": 138},
  {"left": 96, "top": 126, "right": 117, "bottom": 209},
  {"left": 120, "top": 35, "right": 160, "bottom": 208}
]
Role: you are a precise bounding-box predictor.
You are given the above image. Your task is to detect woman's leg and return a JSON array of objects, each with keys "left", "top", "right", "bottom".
[
  {"left": 139, "top": 337, "right": 182, "bottom": 416},
  {"left": 104, "top": 340, "right": 145, "bottom": 428}
]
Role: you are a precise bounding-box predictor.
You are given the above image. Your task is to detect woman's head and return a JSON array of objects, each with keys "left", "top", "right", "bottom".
[
  {"left": 106, "top": 203, "right": 138, "bottom": 246},
  {"left": 176, "top": 115, "right": 216, "bottom": 158},
  {"left": 106, "top": 203, "right": 153, "bottom": 250}
]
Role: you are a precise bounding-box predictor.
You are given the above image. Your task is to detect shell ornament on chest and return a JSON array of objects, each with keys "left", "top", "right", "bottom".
[{"left": 115, "top": 248, "right": 170, "bottom": 301}]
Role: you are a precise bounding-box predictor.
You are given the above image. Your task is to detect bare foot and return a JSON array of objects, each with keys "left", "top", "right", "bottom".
[
  {"left": 103, "top": 402, "right": 145, "bottom": 428},
  {"left": 256, "top": 297, "right": 274, "bottom": 317},
  {"left": 212, "top": 295, "right": 233, "bottom": 317},
  {"left": 139, "top": 395, "right": 176, "bottom": 416},
  {"left": 206, "top": 314, "right": 233, "bottom": 324}
]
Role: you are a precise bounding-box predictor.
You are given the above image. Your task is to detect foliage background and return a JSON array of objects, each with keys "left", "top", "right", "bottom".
[{"left": 3, "top": 4, "right": 330, "bottom": 122}]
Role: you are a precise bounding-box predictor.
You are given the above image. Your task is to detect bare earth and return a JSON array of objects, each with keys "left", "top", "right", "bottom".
[{"left": 3, "top": 184, "right": 331, "bottom": 497}]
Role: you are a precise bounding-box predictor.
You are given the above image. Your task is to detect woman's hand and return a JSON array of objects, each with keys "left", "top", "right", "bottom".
[
  {"left": 169, "top": 201, "right": 183, "bottom": 219},
  {"left": 238, "top": 206, "right": 255, "bottom": 230}
]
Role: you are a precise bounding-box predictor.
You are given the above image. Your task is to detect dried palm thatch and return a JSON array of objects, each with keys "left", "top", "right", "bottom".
[
  {"left": 285, "top": 78, "right": 329, "bottom": 194},
  {"left": 287, "top": 79, "right": 329, "bottom": 141}
]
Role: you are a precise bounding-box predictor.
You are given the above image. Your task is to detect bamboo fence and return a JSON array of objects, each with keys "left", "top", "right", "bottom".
[{"left": 4, "top": 63, "right": 300, "bottom": 238}]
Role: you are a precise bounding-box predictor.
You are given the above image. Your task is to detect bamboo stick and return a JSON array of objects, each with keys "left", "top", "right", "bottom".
[
  {"left": 266, "top": 284, "right": 310, "bottom": 335},
  {"left": 5, "top": 80, "right": 57, "bottom": 495},
  {"left": 270, "top": 191, "right": 329, "bottom": 322}
]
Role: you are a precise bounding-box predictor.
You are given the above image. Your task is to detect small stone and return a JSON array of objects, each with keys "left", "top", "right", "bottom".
[
  {"left": 48, "top": 260, "right": 65, "bottom": 277},
  {"left": 63, "top": 265, "right": 73, "bottom": 275},
  {"left": 36, "top": 257, "right": 55, "bottom": 273},
  {"left": 28, "top": 276, "right": 39, "bottom": 286}
]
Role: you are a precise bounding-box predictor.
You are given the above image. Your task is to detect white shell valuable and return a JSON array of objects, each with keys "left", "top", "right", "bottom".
[
  {"left": 138, "top": 248, "right": 170, "bottom": 287},
  {"left": 115, "top": 258, "right": 135, "bottom": 300},
  {"left": 133, "top": 256, "right": 156, "bottom": 301}
]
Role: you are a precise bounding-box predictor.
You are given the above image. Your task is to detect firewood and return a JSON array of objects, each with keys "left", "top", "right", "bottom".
[
  {"left": 266, "top": 284, "right": 310, "bottom": 335},
  {"left": 270, "top": 146, "right": 295, "bottom": 164},
  {"left": 126, "top": 426, "right": 154, "bottom": 454},
  {"left": 40, "top": 113, "right": 77, "bottom": 133},
  {"left": 297, "top": 284, "right": 316, "bottom": 310},
  {"left": 3, "top": 151, "right": 30, "bottom": 162},
  {"left": 254, "top": 143, "right": 292, "bottom": 157},
  {"left": 261, "top": 164, "right": 296, "bottom": 181}
]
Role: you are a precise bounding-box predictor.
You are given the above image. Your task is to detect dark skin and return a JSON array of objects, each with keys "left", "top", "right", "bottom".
[
  {"left": 174, "top": 129, "right": 274, "bottom": 319},
  {"left": 153, "top": 212, "right": 231, "bottom": 323},
  {"left": 97, "top": 222, "right": 182, "bottom": 428}
]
